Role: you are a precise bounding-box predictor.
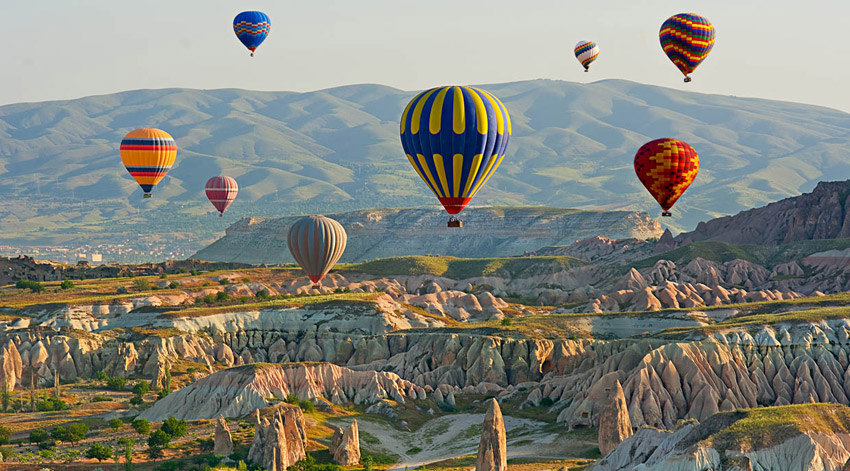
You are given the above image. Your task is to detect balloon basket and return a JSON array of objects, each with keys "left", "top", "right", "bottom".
[
  {"left": 683, "top": 76, "right": 692, "bottom": 83},
  {"left": 219, "top": 213, "right": 223, "bottom": 217},
  {"left": 662, "top": 211, "right": 672, "bottom": 217},
  {"left": 311, "top": 284, "right": 321, "bottom": 290},
  {"left": 584, "top": 69, "right": 589, "bottom": 73},
  {"left": 143, "top": 194, "right": 152, "bottom": 199},
  {"left": 447, "top": 217, "right": 462, "bottom": 228}
]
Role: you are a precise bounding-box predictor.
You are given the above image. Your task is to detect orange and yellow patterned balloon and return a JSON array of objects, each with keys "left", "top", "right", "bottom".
[
  {"left": 633, "top": 138, "right": 699, "bottom": 217},
  {"left": 120, "top": 128, "right": 177, "bottom": 198}
]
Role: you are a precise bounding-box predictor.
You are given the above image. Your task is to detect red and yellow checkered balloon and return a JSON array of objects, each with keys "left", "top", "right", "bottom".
[{"left": 634, "top": 138, "right": 699, "bottom": 215}]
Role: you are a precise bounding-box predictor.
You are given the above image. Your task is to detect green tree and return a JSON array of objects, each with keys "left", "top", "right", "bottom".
[
  {"left": 85, "top": 442, "right": 113, "bottom": 462},
  {"left": 60, "top": 279, "right": 74, "bottom": 290},
  {"left": 109, "top": 418, "right": 124, "bottom": 431},
  {"left": 363, "top": 455, "right": 374, "bottom": 471},
  {"left": 132, "top": 418, "right": 151, "bottom": 435},
  {"left": 160, "top": 416, "right": 187, "bottom": 439},
  {"left": 29, "top": 428, "right": 48, "bottom": 445},
  {"left": 15, "top": 280, "right": 43, "bottom": 293},
  {"left": 215, "top": 291, "right": 230, "bottom": 302},
  {"left": 133, "top": 278, "right": 150, "bottom": 291},
  {"left": 51, "top": 426, "right": 69, "bottom": 443},
  {"left": 130, "top": 395, "right": 144, "bottom": 405},
  {"left": 132, "top": 381, "right": 150, "bottom": 396},
  {"left": 95, "top": 370, "right": 109, "bottom": 381},
  {"left": 0, "top": 425, "right": 10, "bottom": 445},
  {"left": 61, "top": 448, "right": 81, "bottom": 463},
  {"left": 107, "top": 376, "right": 127, "bottom": 391},
  {"left": 119, "top": 437, "right": 136, "bottom": 470},
  {"left": 66, "top": 422, "right": 89, "bottom": 444},
  {"left": 147, "top": 429, "right": 171, "bottom": 458},
  {"left": 256, "top": 289, "right": 269, "bottom": 300}
]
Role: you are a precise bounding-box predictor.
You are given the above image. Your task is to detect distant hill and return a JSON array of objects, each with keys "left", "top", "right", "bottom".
[
  {"left": 3, "top": 79, "right": 850, "bottom": 257},
  {"left": 661, "top": 179, "right": 850, "bottom": 248},
  {"left": 191, "top": 206, "right": 663, "bottom": 264}
]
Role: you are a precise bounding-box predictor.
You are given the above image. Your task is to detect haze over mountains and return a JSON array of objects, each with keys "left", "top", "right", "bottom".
[{"left": 3, "top": 79, "right": 850, "bottom": 259}]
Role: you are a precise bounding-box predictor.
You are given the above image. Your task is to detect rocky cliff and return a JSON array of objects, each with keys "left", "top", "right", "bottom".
[
  {"left": 669, "top": 180, "right": 850, "bottom": 247},
  {"left": 192, "top": 207, "right": 663, "bottom": 264}
]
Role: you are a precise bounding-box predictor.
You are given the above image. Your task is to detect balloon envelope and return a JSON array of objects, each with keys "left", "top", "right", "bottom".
[
  {"left": 659, "top": 13, "right": 715, "bottom": 80},
  {"left": 634, "top": 138, "right": 699, "bottom": 215},
  {"left": 574, "top": 40, "right": 599, "bottom": 71},
  {"left": 205, "top": 176, "right": 238, "bottom": 216},
  {"left": 400, "top": 86, "right": 511, "bottom": 215},
  {"left": 233, "top": 11, "right": 270, "bottom": 55},
  {"left": 287, "top": 215, "right": 347, "bottom": 285},
  {"left": 120, "top": 128, "right": 177, "bottom": 197}
]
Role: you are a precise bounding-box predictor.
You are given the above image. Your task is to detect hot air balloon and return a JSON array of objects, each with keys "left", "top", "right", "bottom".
[
  {"left": 400, "top": 86, "right": 511, "bottom": 227},
  {"left": 574, "top": 40, "right": 599, "bottom": 72},
  {"left": 287, "top": 215, "right": 347, "bottom": 289},
  {"left": 205, "top": 176, "right": 238, "bottom": 216},
  {"left": 120, "top": 128, "right": 177, "bottom": 198},
  {"left": 634, "top": 138, "right": 699, "bottom": 217},
  {"left": 659, "top": 13, "right": 715, "bottom": 83},
  {"left": 233, "top": 11, "right": 270, "bottom": 57}
]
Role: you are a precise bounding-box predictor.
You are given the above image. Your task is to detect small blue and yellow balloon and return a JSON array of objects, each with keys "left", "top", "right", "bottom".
[
  {"left": 400, "top": 86, "right": 511, "bottom": 226},
  {"left": 233, "top": 11, "right": 270, "bottom": 57}
]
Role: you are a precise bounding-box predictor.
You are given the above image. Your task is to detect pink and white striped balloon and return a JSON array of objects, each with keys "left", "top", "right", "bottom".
[{"left": 205, "top": 176, "right": 239, "bottom": 216}]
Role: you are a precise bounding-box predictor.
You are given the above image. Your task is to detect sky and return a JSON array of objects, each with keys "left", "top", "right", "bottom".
[{"left": 1, "top": 1, "right": 849, "bottom": 111}]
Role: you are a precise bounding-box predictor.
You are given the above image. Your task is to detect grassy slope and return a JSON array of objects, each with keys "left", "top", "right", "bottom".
[{"left": 341, "top": 255, "right": 586, "bottom": 279}]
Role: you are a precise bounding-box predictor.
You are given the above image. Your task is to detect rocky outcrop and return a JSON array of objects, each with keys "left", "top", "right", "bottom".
[
  {"left": 597, "top": 381, "right": 632, "bottom": 456},
  {"left": 248, "top": 405, "right": 307, "bottom": 471},
  {"left": 329, "top": 420, "right": 360, "bottom": 466},
  {"left": 139, "top": 362, "right": 427, "bottom": 421},
  {"left": 589, "top": 404, "right": 850, "bottom": 471},
  {"left": 668, "top": 180, "right": 850, "bottom": 247},
  {"left": 475, "top": 399, "right": 507, "bottom": 471},
  {"left": 535, "top": 236, "right": 653, "bottom": 263},
  {"left": 214, "top": 415, "right": 233, "bottom": 456}
]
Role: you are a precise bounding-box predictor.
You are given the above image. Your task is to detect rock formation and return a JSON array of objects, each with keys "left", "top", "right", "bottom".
[
  {"left": 193, "top": 207, "right": 663, "bottom": 265},
  {"left": 597, "top": 381, "right": 632, "bottom": 456},
  {"left": 247, "top": 405, "right": 307, "bottom": 471},
  {"left": 214, "top": 415, "right": 233, "bottom": 456},
  {"left": 329, "top": 420, "right": 360, "bottom": 466},
  {"left": 475, "top": 399, "right": 507, "bottom": 471},
  {"left": 139, "top": 362, "right": 426, "bottom": 421}
]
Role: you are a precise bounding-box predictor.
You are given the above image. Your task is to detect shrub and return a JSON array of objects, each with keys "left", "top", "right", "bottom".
[
  {"left": 108, "top": 418, "right": 123, "bottom": 431},
  {"left": 16, "top": 280, "right": 43, "bottom": 293},
  {"left": 91, "top": 394, "right": 111, "bottom": 403},
  {"left": 160, "top": 416, "right": 187, "bottom": 439},
  {"left": 160, "top": 273, "right": 168, "bottom": 279},
  {"left": 147, "top": 429, "right": 171, "bottom": 458},
  {"left": 85, "top": 442, "right": 113, "bottom": 462},
  {"left": 190, "top": 270, "right": 199, "bottom": 276},
  {"left": 66, "top": 422, "right": 89, "bottom": 444},
  {"left": 94, "top": 371, "right": 109, "bottom": 381},
  {"left": 284, "top": 393, "right": 298, "bottom": 405},
  {"left": 129, "top": 395, "right": 144, "bottom": 406},
  {"left": 37, "top": 396, "right": 67, "bottom": 411},
  {"left": 29, "top": 428, "right": 49, "bottom": 444},
  {"left": 0, "top": 426, "right": 10, "bottom": 445},
  {"left": 299, "top": 399, "right": 315, "bottom": 413},
  {"left": 133, "top": 279, "right": 150, "bottom": 291},
  {"left": 60, "top": 448, "right": 80, "bottom": 463},
  {"left": 132, "top": 418, "right": 151, "bottom": 435},
  {"left": 202, "top": 294, "right": 217, "bottom": 304},
  {"left": 500, "top": 318, "right": 513, "bottom": 326},
  {"left": 116, "top": 286, "right": 129, "bottom": 294},
  {"left": 60, "top": 279, "right": 74, "bottom": 290},
  {"left": 215, "top": 291, "right": 230, "bottom": 302},
  {"left": 198, "top": 437, "right": 214, "bottom": 453},
  {"left": 132, "top": 381, "right": 151, "bottom": 396},
  {"left": 168, "top": 282, "right": 179, "bottom": 289},
  {"left": 219, "top": 278, "right": 230, "bottom": 285},
  {"left": 256, "top": 289, "right": 269, "bottom": 300},
  {"left": 288, "top": 454, "right": 341, "bottom": 471},
  {"left": 106, "top": 376, "right": 127, "bottom": 391},
  {"left": 51, "top": 426, "right": 68, "bottom": 443}
]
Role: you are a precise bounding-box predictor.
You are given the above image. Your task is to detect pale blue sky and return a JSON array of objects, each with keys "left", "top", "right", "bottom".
[{"left": 2, "top": 1, "right": 848, "bottom": 111}]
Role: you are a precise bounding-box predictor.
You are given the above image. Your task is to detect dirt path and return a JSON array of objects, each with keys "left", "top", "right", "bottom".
[{"left": 331, "top": 413, "right": 583, "bottom": 470}]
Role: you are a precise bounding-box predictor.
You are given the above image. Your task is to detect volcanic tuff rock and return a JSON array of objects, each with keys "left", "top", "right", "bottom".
[
  {"left": 589, "top": 405, "right": 850, "bottom": 471},
  {"left": 214, "top": 415, "right": 233, "bottom": 456},
  {"left": 669, "top": 180, "right": 850, "bottom": 247},
  {"left": 139, "top": 362, "right": 426, "bottom": 421},
  {"left": 248, "top": 404, "right": 307, "bottom": 471},
  {"left": 597, "top": 381, "right": 633, "bottom": 456},
  {"left": 475, "top": 399, "right": 507, "bottom": 471},
  {"left": 329, "top": 420, "right": 361, "bottom": 466},
  {"left": 192, "top": 207, "right": 663, "bottom": 264}
]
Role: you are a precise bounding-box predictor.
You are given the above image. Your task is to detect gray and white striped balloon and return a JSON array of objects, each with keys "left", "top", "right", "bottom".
[{"left": 287, "top": 215, "right": 347, "bottom": 286}]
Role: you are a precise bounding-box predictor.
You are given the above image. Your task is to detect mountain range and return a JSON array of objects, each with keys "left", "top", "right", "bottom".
[{"left": 2, "top": 79, "right": 850, "bottom": 258}]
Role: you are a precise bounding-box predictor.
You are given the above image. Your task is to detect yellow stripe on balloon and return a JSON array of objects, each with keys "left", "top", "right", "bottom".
[
  {"left": 462, "top": 154, "right": 483, "bottom": 198},
  {"left": 491, "top": 93, "right": 511, "bottom": 135},
  {"left": 465, "top": 87, "right": 488, "bottom": 135},
  {"left": 433, "top": 154, "right": 449, "bottom": 196},
  {"left": 469, "top": 154, "right": 500, "bottom": 197},
  {"left": 474, "top": 88, "right": 504, "bottom": 135},
  {"left": 452, "top": 86, "right": 465, "bottom": 134},
  {"left": 452, "top": 154, "right": 463, "bottom": 197},
  {"left": 417, "top": 154, "right": 444, "bottom": 198},
  {"left": 429, "top": 87, "right": 450, "bottom": 135},
  {"left": 400, "top": 91, "right": 420, "bottom": 134},
  {"left": 411, "top": 89, "right": 438, "bottom": 135},
  {"left": 407, "top": 154, "right": 439, "bottom": 197},
  {"left": 474, "top": 154, "right": 505, "bottom": 197}
]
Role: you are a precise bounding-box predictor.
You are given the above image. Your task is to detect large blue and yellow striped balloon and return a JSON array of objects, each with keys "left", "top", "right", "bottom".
[{"left": 400, "top": 86, "right": 511, "bottom": 215}]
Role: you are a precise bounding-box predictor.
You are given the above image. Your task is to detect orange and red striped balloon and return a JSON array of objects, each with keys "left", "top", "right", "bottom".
[
  {"left": 634, "top": 138, "right": 699, "bottom": 217},
  {"left": 120, "top": 128, "right": 177, "bottom": 198},
  {"left": 205, "top": 176, "right": 238, "bottom": 216}
]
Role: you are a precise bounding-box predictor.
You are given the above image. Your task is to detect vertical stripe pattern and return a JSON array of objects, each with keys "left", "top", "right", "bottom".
[
  {"left": 574, "top": 40, "right": 599, "bottom": 70},
  {"left": 120, "top": 128, "right": 177, "bottom": 196},
  {"left": 233, "top": 11, "right": 270, "bottom": 53},
  {"left": 634, "top": 138, "right": 699, "bottom": 213},
  {"left": 659, "top": 13, "right": 715, "bottom": 79},
  {"left": 399, "top": 86, "right": 512, "bottom": 215},
  {"left": 205, "top": 176, "right": 239, "bottom": 216},
  {"left": 287, "top": 215, "right": 348, "bottom": 284}
]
